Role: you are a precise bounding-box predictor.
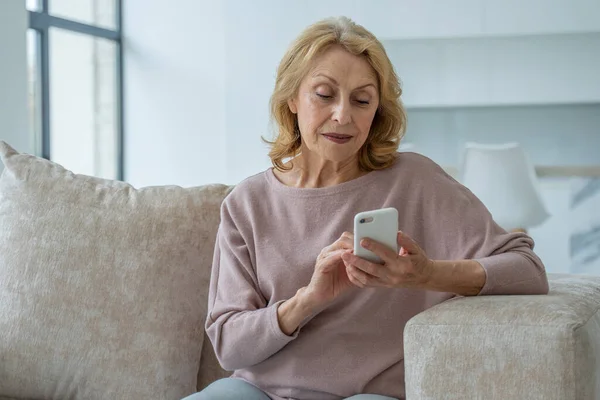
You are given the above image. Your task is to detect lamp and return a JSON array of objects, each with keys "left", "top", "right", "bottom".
[{"left": 460, "top": 142, "right": 550, "bottom": 233}]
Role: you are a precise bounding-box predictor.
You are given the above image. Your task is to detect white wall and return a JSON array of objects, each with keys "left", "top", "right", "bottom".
[
  {"left": 124, "top": 0, "right": 363, "bottom": 186},
  {"left": 123, "top": 0, "right": 227, "bottom": 188},
  {"left": 223, "top": 0, "right": 359, "bottom": 183},
  {"left": 0, "top": 0, "right": 30, "bottom": 168}
]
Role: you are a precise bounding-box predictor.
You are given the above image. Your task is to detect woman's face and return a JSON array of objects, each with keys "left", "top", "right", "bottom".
[{"left": 288, "top": 46, "right": 380, "bottom": 163}]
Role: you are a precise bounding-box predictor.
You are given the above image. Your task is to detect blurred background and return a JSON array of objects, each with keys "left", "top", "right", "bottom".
[{"left": 1, "top": 0, "right": 599, "bottom": 275}]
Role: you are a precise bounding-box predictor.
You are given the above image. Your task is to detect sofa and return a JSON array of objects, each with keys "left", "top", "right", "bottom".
[{"left": 1, "top": 141, "right": 600, "bottom": 400}]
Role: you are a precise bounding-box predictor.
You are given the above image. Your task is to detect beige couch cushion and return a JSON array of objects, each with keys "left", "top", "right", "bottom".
[
  {"left": 404, "top": 273, "right": 600, "bottom": 400},
  {"left": 0, "top": 142, "right": 231, "bottom": 399}
]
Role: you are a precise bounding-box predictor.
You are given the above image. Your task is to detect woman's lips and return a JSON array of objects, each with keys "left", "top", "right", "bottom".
[{"left": 322, "top": 133, "right": 352, "bottom": 144}]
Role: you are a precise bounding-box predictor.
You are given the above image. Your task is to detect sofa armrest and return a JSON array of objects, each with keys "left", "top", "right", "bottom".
[{"left": 404, "top": 273, "right": 600, "bottom": 400}]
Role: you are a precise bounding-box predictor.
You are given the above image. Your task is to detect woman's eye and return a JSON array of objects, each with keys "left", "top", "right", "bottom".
[
  {"left": 357, "top": 100, "right": 370, "bottom": 105},
  {"left": 316, "top": 93, "right": 332, "bottom": 99}
]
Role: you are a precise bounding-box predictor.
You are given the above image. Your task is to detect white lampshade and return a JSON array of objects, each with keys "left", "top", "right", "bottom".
[{"left": 460, "top": 142, "right": 550, "bottom": 231}]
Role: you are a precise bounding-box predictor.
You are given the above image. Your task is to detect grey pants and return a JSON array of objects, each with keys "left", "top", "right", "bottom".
[{"left": 182, "top": 378, "right": 399, "bottom": 400}]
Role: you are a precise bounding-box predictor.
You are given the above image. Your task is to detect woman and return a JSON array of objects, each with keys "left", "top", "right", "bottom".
[{"left": 186, "top": 16, "right": 548, "bottom": 400}]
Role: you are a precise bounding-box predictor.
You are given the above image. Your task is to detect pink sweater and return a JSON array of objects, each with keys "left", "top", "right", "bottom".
[{"left": 205, "top": 152, "right": 548, "bottom": 400}]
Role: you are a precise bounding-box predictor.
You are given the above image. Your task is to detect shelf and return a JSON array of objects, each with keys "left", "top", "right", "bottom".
[
  {"left": 404, "top": 101, "right": 600, "bottom": 112},
  {"left": 356, "top": 0, "right": 600, "bottom": 42},
  {"left": 380, "top": 29, "right": 600, "bottom": 44},
  {"left": 385, "top": 32, "right": 600, "bottom": 109}
]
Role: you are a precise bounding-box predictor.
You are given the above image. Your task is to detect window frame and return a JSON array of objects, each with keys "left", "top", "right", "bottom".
[{"left": 28, "top": 0, "right": 124, "bottom": 180}]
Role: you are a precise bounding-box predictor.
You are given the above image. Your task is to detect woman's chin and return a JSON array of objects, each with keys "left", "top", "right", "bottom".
[{"left": 317, "top": 148, "right": 359, "bottom": 163}]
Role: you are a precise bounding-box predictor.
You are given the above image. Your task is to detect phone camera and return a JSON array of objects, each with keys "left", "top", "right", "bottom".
[{"left": 360, "top": 218, "right": 366, "bottom": 223}]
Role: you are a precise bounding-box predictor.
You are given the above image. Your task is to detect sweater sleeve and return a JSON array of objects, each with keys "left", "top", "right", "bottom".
[
  {"left": 205, "top": 198, "right": 298, "bottom": 371},
  {"left": 424, "top": 163, "right": 549, "bottom": 296}
]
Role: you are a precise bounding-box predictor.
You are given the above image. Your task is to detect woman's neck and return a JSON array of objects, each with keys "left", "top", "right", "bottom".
[{"left": 274, "top": 153, "right": 367, "bottom": 189}]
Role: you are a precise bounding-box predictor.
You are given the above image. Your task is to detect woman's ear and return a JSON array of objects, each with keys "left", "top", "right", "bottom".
[{"left": 288, "top": 98, "right": 298, "bottom": 114}]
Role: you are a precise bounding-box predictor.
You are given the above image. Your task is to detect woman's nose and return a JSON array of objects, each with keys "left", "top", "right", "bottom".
[{"left": 331, "top": 99, "right": 352, "bottom": 126}]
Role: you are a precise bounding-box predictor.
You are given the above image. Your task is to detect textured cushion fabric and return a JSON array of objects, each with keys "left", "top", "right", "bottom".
[
  {"left": 404, "top": 273, "right": 600, "bottom": 400},
  {"left": 0, "top": 142, "right": 232, "bottom": 400}
]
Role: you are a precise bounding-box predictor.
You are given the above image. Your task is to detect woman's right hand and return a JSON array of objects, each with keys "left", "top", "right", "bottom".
[
  {"left": 303, "top": 231, "right": 357, "bottom": 308},
  {"left": 277, "top": 232, "right": 357, "bottom": 335}
]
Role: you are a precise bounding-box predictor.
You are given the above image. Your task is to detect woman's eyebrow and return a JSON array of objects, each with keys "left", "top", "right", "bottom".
[
  {"left": 313, "top": 73, "right": 377, "bottom": 91},
  {"left": 354, "top": 83, "right": 377, "bottom": 91}
]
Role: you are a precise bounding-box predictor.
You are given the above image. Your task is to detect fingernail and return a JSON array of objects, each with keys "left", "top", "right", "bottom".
[{"left": 361, "top": 239, "right": 371, "bottom": 249}]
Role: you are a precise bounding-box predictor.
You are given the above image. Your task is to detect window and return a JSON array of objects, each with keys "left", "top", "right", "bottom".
[{"left": 27, "top": 0, "right": 123, "bottom": 180}]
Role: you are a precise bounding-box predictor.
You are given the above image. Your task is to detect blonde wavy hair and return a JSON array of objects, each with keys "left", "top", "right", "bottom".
[{"left": 264, "top": 16, "right": 407, "bottom": 172}]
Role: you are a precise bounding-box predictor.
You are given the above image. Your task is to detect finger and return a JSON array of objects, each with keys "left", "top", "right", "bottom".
[
  {"left": 397, "top": 231, "right": 420, "bottom": 255},
  {"left": 319, "top": 249, "right": 347, "bottom": 272},
  {"left": 340, "top": 231, "right": 354, "bottom": 247},
  {"left": 344, "top": 259, "right": 389, "bottom": 288},
  {"left": 359, "top": 237, "right": 398, "bottom": 264},
  {"left": 340, "top": 231, "right": 354, "bottom": 241},
  {"left": 348, "top": 264, "right": 389, "bottom": 288},
  {"left": 342, "top": 252, "right": 386, "bottom": 279},
  {"left": 348, "top": 273, "right": 365, "bottom": 288},
  {"left": 347, "top": 268, "right": 365, "bottom": 288},
  {"left": 332, "top": 232, "right": 354, "bottom": 250},
  {"left": 346, "top": 265, "right": 367, "bottom": 288}
]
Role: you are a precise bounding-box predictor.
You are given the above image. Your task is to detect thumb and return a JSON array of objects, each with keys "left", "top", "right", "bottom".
[{"left": 397, "top": 231, "right": 419, "bottom": 255}]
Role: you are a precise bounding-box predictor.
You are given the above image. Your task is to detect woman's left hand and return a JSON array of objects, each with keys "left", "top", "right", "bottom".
[{"left": 341, "top": 231, "right": 435, "bottom": 289}]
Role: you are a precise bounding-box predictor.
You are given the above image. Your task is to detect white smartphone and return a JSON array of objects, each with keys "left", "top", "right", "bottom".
[{"left": 354, "top": 207, "right": 399, "bottom": 264}]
